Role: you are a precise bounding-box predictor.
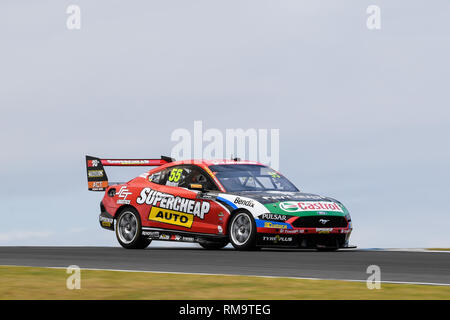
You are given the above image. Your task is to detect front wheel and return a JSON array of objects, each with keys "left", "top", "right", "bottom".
[
  {"left": 228, "top": 211, "right": 258, "bottom": 250},
  {"left": 116, "top": 208, "right": 151, "bottom": 249}
]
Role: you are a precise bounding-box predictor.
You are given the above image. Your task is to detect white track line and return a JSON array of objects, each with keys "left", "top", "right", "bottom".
[{"left": 2, "top": 264, "right": 450, "bottom": 287}]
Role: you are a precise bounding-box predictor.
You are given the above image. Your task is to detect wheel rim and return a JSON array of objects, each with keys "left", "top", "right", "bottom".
[
  {"left": 117, "top": 211, "right": 138, "bottom": 244},
  {"left": 230, "top": 213, "right": 252, "bottom": 246}
]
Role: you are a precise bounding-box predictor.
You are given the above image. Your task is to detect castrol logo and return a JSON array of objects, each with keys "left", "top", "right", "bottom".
[{"left": 279, "top": 201, "right": 343, "bottom": 213}]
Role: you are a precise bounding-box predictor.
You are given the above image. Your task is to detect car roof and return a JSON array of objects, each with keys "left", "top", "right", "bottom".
[
  {"left": 144, "top": 159, "right": 267, "bottom": 178},
  {"left": 167, "top": 159, "right": 264, "bottom": 167}
]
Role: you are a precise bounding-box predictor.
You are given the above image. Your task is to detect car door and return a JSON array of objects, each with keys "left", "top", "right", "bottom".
[{"left": 144, "top": 164, "right": 224, "bottom": 235}]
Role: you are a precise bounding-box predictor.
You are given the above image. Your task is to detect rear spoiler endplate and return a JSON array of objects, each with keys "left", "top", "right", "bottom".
[{"left": 86, "top": 155, "right": 174, "bottom": 191}]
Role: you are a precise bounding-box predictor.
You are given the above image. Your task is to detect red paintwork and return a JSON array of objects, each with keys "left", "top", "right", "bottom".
[{"left": 100, "top": 160, "right": 250, "bottom": 236}]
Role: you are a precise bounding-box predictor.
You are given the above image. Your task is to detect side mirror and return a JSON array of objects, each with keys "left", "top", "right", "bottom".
[{"left": 188, "top": 183, "right": 205, "bottom": 191}]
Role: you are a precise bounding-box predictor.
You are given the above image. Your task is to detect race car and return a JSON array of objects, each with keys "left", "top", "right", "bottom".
[{"left": 86, "top": 155, "right": 354, "bottom": 251}]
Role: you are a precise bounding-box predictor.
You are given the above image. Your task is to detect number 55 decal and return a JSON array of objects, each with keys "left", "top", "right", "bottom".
[{"left": 168, "top": 168, "right": 182, "bottom": 182}]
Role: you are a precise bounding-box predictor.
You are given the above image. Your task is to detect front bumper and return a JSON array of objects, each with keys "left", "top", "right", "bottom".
[
  {"left": 256, "top": 232, "right": 352, "bottom": 248},
  {"left": 255, "top": 218, "right": 353, "bottom": 248}
]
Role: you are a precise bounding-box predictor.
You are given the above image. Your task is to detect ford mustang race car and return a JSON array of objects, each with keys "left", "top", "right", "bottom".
[{"left": 86, "top": 155, "right": 354, "bottom": 251}]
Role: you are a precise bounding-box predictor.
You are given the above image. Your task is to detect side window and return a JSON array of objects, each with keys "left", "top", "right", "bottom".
[
  {"left": 148, "top": 171, "right": 162, "bottom": 184},
  {"left": 148, "top": 168, "right": 169, "bottom": 185},
  {"left": 180, "top": 166, "right": 218, "bottom": 191},
  {"left": 165, "top": 166, "right": 192, "bottom": 187},
  {"left": 151, "top": 165, "right": 218, "bottom": 191}
]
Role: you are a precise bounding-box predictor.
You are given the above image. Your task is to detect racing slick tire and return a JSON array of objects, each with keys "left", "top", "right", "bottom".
[
  {"left": 198, "top": 240, "right": 229, "bottom": 250},
  {"left": 115, "top": 207, "right": 151, "bottom": 249},
  {"left": 228, "top": 211, "right": 258, "bottom": 251}
]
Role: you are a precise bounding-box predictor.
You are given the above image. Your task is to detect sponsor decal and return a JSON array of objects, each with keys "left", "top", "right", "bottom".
[
  {"left": 104, "top": 159, "right": 151, "bottom": 166},
  {"left": 316, "top": 228, "right": 333, "bottom": 234},
  {"left": 197, "top": 193, "right": 218, "bottom": 200},
  {"left": 137, "top": 188, "right": 210, "bottom": 219},
  {"left": 182, "top": 236, "right": 195, "bottom": 242},
  {"left": 171, "top": 235, "right": 182, "bottom": 241},
  {"left": 89, "top": 181, "right": 108, "bottom": 190},
  {"left": 116, "top": 186, "right": 132, "bottom": 204},
  {"left": 262, "top": 194, "right": 324, "bottom": 201},
  {"left": 159, "top": 234, "right": 170, "bottom": 240},
  {"left": 280, "top": 229, "right": 300, "bottom": 234},
  {"left": 256, "top": 219, "right": 292, "bottom": 229},
  {"left": 234, "top": 197, "right": 255, "bottom": 208},
  {"left": 165, "top": 180, "right": 179, "bottom": 187},
  {"left": 259, "top": 213, "right": 288, "bottom": 221},
  {"left": 279, "top": 201, "right": 343, "bottom": 213},
  {"left": 264, "top": 222, "right": 288, "bottom": 229},
  {"left": 87, "top": 159, "right": 100, "bottom": 167},
  {"left": 149, "top": 207, "right": 194, "bottom": 228},
  {"left": 99, "top": 216, "right": 113, "bottom": 228},
  {"left": 88, "top": 170, "right": 104, "bottom": 177},
  {"left": 218, "top": 226, "right": 223, "bottom": 234},
  {"left": 262, "top": 235, "right": 293, "bottom": 243},
  {"left": 142, "top": 231, "right": 160, "bottom": 238}
]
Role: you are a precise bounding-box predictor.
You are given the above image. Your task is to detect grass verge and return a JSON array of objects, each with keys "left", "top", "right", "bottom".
[{"left": 0, "top": 266, "right": 449, "bottom": 300}]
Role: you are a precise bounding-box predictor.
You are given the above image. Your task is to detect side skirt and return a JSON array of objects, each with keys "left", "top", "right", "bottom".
[{"left": 141, "top": 227, "right": 228, "bottom": 244}]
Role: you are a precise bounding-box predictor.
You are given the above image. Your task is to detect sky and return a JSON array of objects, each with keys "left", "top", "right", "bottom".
[{"left": 0, "top": 1, "right": 449, "bottom": 248}]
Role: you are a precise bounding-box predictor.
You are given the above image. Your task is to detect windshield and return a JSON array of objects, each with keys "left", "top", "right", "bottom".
[{"left": 209, "top": 164, "right": 299, "bottom": 192}]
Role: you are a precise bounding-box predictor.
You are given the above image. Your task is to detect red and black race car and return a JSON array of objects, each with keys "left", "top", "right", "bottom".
[{"left": 86, "top": 155, "right": 354, "bottom": 251}]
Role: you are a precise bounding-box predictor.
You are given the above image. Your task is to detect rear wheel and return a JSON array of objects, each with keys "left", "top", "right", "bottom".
[
  {"left": 116, "top": 208, "right": 151, "bottom": 249},
  {"left": 229, "top": 211, "right": 257, "bottom": 250}
]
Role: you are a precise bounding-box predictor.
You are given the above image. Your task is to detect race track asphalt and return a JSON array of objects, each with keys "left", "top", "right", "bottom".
[{"left": 0, "top": 246, "right": 449, "bottom": 285}]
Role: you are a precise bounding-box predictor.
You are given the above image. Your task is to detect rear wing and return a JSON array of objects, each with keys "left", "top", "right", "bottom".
[{"left": 86, "top": 155, "right": 174, "bottom": 191}]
